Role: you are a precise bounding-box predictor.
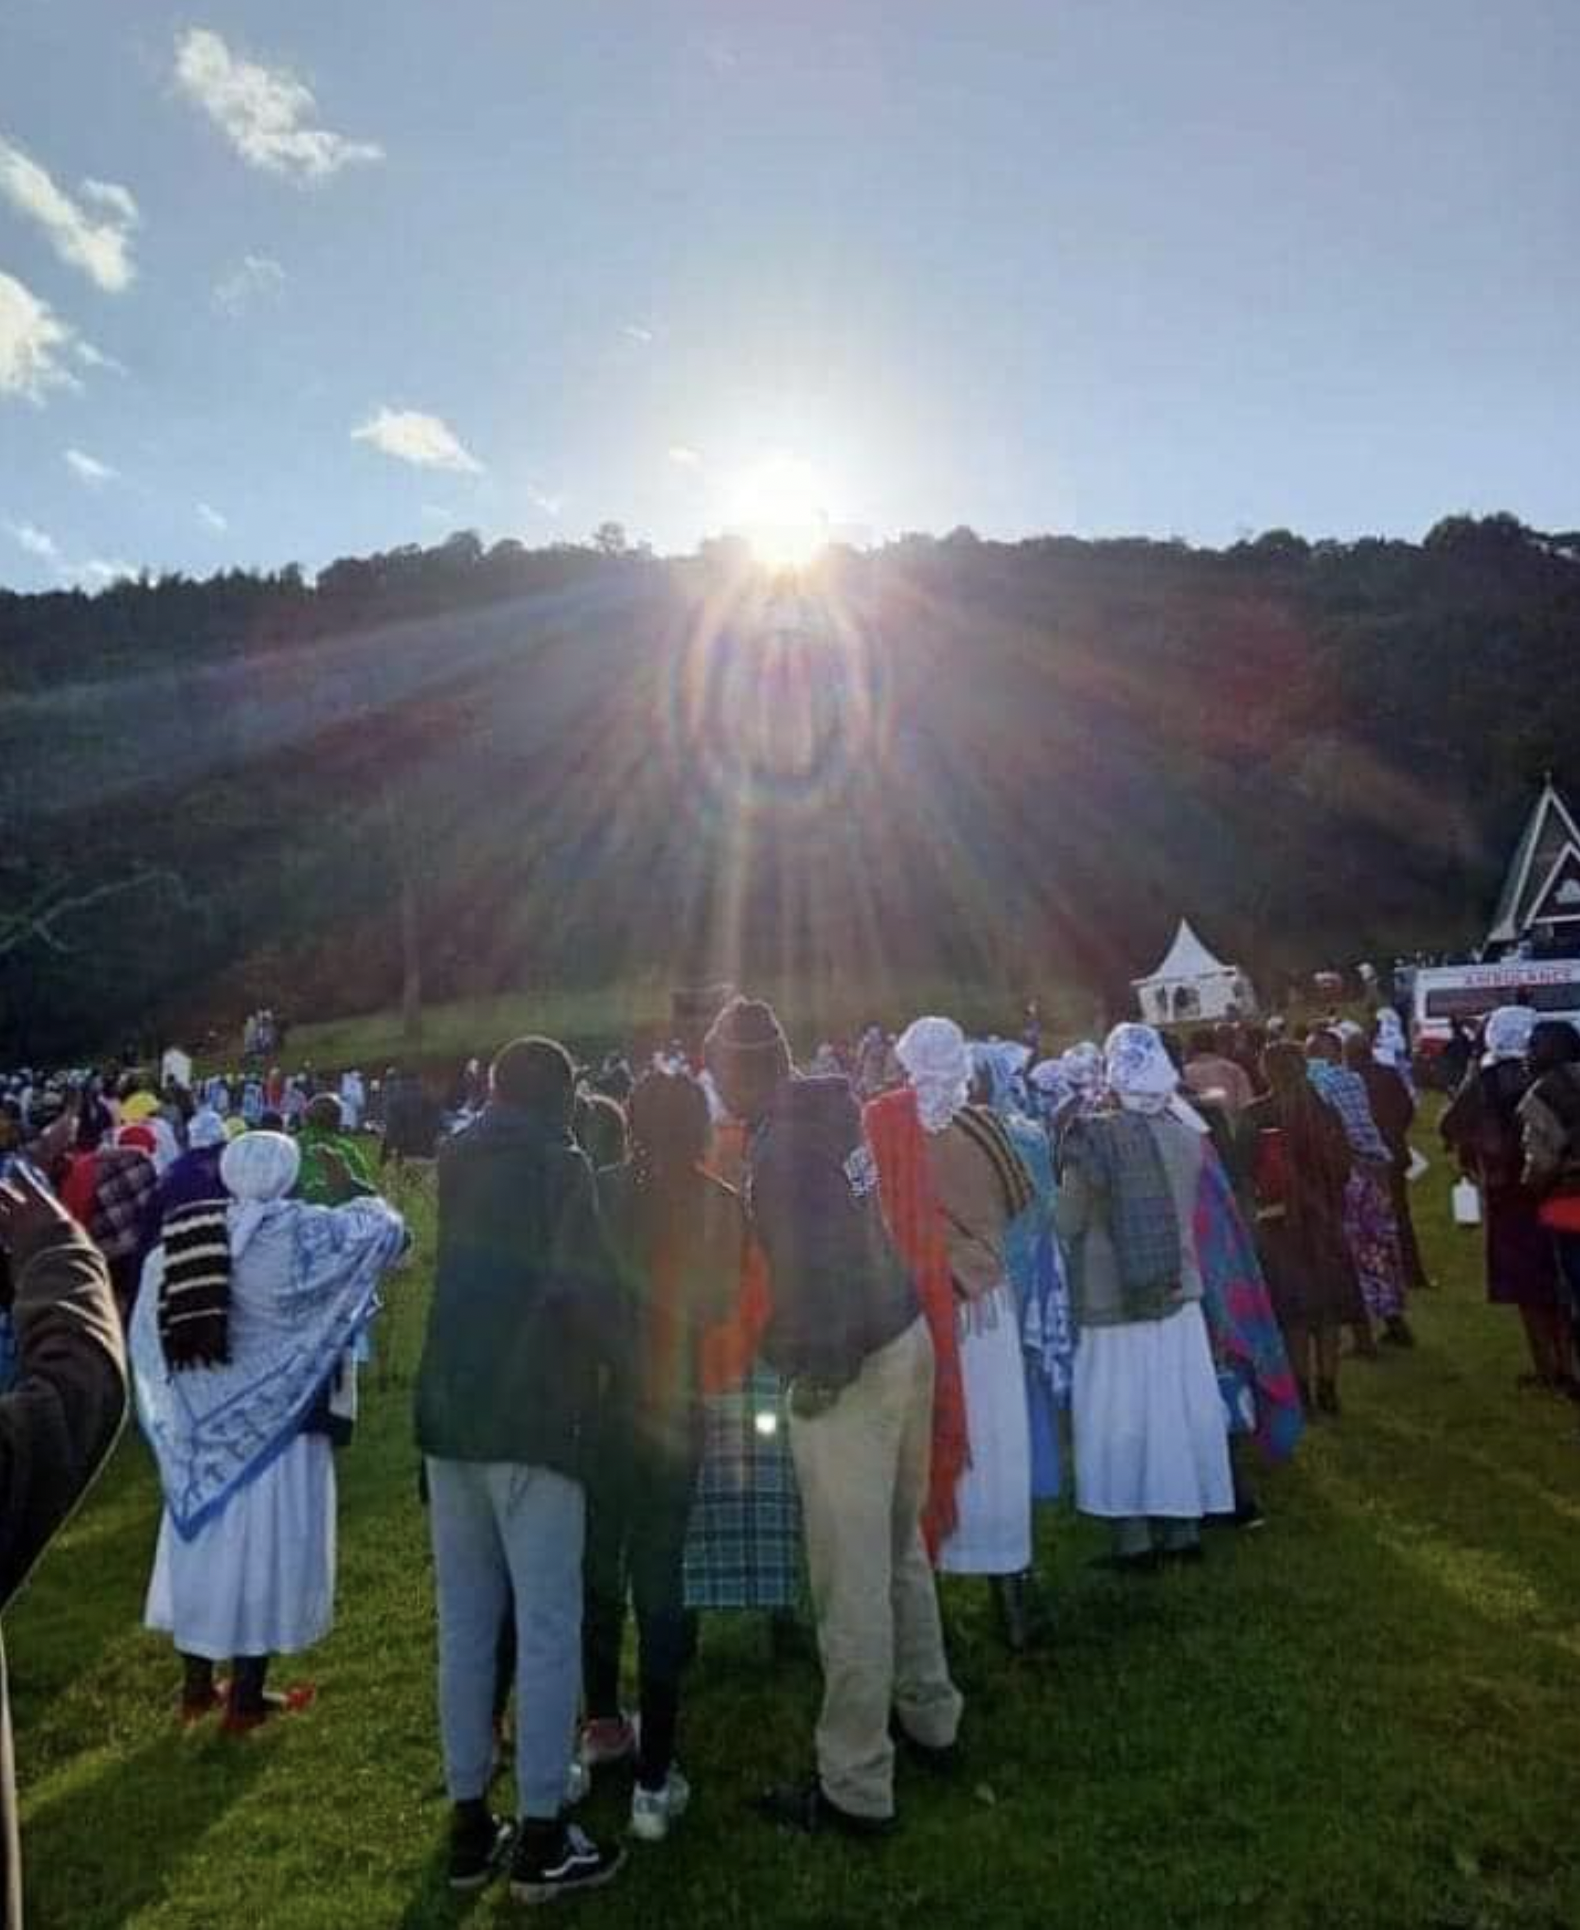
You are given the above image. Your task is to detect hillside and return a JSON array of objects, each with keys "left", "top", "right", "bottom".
[{"left": 3, "top": 513, "right": 1577, "bottom": 1058}]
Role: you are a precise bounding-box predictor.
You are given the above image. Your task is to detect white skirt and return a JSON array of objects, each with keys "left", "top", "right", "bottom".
[
  {"left": 146, "top": 1434, "right": 337, "bottom": 1659},
  {"left": 938, "top": 1282, "right": 1033, "bottom": 1576},
  {"left": 1072, "top": 1302, "right": 1232, "bottom": 1521}
]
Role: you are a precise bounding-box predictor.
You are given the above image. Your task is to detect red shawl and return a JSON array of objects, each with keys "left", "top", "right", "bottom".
[{"left": 863, "top": 1086, "right": 969, "bottom": 1557}]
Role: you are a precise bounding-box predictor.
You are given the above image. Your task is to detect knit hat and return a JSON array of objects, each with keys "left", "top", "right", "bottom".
[{"left": 704, "top": 997, "right": 792, "bottom": 1123}]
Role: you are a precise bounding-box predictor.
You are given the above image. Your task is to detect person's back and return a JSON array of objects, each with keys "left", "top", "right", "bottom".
[
  {"left": 418, "top": 1037, "right": 624, "bottom": 1903},
  {"left": 416, "top": 1095, "right": 604, "bottom": 1476},
  {"left": 749, "top": 1074, "right": 918, "bottom": 1386},
  {"left": 703, "top": 997, "right": 959, "bottom": 1836},
  {"left": 1521, "top": 1052, "right": 1580, "bottom": 1197}
]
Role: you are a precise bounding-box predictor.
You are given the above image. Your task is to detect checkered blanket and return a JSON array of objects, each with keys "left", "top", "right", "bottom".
[{"left": 683, "top": 1362, "right": 803, "bottom": 1611}]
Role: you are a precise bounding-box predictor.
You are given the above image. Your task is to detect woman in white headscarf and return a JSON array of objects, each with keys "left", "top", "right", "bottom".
[
  {"left": 871, "top": 1018, "right": 1038, "bottom": 1644},
  {"left": 1056, "top": 1024, "right": 1233, "bottom": 1568},
  {"left": 131, "top": 1131, "right": 406, "bottom": 1730}
]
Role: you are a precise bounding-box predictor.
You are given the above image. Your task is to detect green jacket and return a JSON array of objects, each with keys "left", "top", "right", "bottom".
[{"left": 414, "top": 1104, "right": 612, "bottom": 1479}]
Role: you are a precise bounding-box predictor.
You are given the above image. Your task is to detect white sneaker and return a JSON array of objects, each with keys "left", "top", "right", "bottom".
[{"left": 629, "top": 1769, "right": 691, "bottom": 1844}]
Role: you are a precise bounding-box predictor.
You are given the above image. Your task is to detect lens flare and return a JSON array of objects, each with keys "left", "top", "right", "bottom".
[{"left": 725, "top": 453, "right": 832, "bottom": 570}]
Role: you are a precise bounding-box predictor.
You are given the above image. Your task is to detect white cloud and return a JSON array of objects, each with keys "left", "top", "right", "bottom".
[
  {"left": 174, "top": 29, "right": 383, "bottom": 182},
  {"left": 0, "top": 136, "right": 138, "bottom": 292},
  {"left": 64, "top": 447, "right": 115, "bottom": 486},
  {"left": 0, "top": 271, "right": 82, "bottom": 403},
  {"left": 197, "top": 501, "right": 228, "bottom": 532},
  {"left": 6, "top": 520, "right": 61, "bottom": 563},
  {"left": 81, "top": 178, "right": 138, "bottom": 224},
  {"left": 621, "top": 323, "right": 654, "bottom": 345},
  {"left": 352, "top": 406, "right": 482, "bottom": 474},
  {"left": 528, "top": 486, "right": 563, "bottom": 518},
  {"left": 213, "top": 253, "right": 286, "bottom": 317},
  {"left": 668, "top": 444, "right": 702, "bottom": 468},
  {"left": 72, "top": 339, "right": 123, "bottom": 373}
]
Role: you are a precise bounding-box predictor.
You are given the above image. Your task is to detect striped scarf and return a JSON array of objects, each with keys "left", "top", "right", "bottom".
[{"left": 157, "top": 1195, "right": 233, "bottom": 1369}]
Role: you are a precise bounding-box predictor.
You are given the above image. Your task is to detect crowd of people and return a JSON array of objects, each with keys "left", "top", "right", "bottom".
[{"left": 3, "top": 989, "right": 1580, "bottom": 1913}]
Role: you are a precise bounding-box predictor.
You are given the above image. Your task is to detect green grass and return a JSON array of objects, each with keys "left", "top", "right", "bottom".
[
  {"left": 11, "top": 1114, "right": 1580, "bottom": 1928},
  {"left": 264, "top": 977, "right": 1103, "bottom": 1079}
]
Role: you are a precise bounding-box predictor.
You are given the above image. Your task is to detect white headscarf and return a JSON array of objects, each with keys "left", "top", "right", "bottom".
[
  {"left": 1028, "top": 1057, "right": 1077, "bottom": 1123},
  {"left": 187, "top": 1108, "right": 227, "bottom": 1150},
  {"left": 1104, "top": 1022, "right": 1209, "bottom": 1134},
  {"left": 896, "top": 1016, "right": 972, "bottom": 1134},
  {"left": 220, "top": 1130, "right": 302, "bottom": 1257},
  {"left": 1482, "top": 1005, "right": 1536, "bottom": 1068},
  {"left": 1061, "top": 1042, "right": 1105, "bottom": 1103}
]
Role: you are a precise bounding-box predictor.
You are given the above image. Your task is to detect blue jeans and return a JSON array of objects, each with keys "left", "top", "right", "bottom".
[{"left": 426, "top": 1458, "right": 584, "bottom": 1820}]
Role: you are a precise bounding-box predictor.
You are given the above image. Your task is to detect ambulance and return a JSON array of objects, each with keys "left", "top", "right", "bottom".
[{"left": 1410, "top": 958, "right": 1580, "bottom": 1062}]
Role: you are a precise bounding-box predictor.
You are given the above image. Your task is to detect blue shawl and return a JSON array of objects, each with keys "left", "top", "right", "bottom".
[
  {"left": 1001, "top": 1112, "right": 1073, "bottom": 1500},
  {"left": 131, "top": 1194, "right": 405, "bottom": 1539},
  {"left": 1194, "top": 1149, "right": 1304, "bottom": 1463}
]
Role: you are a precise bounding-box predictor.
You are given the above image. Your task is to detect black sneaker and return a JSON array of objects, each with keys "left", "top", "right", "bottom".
[
  {"left": 447, "top": 1804, "right": 512, "bottom": 1892},
  {"left": 509, "top": 1822, "right": 625, "bottom": 1905},
  {"left": 891, "top": 1719, "right": 961, "bottom": 1777},
  {"left": 756, "top": 1779, "right": 894, "bottom": 1838}
]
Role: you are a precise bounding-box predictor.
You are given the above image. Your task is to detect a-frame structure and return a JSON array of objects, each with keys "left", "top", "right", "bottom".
[{"left": 1486, "top": 779, "right": 1580, "bottom": 951}]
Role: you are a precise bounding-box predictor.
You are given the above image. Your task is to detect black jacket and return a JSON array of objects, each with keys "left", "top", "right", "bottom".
[
  {"left": 414, "top": 1104, "right": 612, "bottom": 1479},
  {"left": 0, "top": 1225, "right": 127, "bottom": 1930},
  {"left": 747, "top": 1076, "right": 918, "bottom": 1386}
]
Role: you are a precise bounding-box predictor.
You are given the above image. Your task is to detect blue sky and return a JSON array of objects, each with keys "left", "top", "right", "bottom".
[{"left": 1, "top": 0, "right": 1577, "bottom": 589}]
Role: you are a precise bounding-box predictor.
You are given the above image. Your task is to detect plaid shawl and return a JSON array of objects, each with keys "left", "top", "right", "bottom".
[
  {"left": 90, "top": 1146, "right": 160, "bottom": 1264},
  {"left": 1194, "top": 1148, "right": 1303, "bottom": 1462},
  {"left": 1063, "top": 1112, "right": 1181, "bottom": 1320},
  {"left": 863, "top": 1086, "right": 969, "bottom": 1557},
  {"left": 1308, "top": 1063, "right": 1389, "bottom": 1164}
]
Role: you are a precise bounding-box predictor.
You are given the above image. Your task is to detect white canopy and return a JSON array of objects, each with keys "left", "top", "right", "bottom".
[{"left": 1133, "top": 919, "right": 1255, "bottom": 1025}]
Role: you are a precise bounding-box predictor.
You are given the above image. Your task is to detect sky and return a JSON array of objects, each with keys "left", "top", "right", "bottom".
[{"left": 1, "top": 0, "right": 1577, "bottom": 590}]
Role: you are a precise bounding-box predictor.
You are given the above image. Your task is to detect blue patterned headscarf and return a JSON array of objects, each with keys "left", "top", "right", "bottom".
[{"left": 971, "top": 1039, "right": 1032, "bottom": 1117}]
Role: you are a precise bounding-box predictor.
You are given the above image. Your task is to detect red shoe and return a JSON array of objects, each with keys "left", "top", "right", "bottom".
[
  {"left": 577, "top": 1715, "right": 637, "bottom": 1769},
  {"left": 221, "top": 1683, "right": 318, "bottom": 1736},
  {"left": 178, "top": 1676, "right": 231, "bottom": 1727}
]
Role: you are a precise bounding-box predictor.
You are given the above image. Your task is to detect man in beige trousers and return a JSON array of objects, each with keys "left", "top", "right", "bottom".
[{"left": 704, "top": 997, "right": 961, "bottom": 1835}]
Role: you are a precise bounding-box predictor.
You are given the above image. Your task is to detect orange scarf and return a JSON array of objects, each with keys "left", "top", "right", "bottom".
[
  {"left": 863, "top": 1086, "right": 970, "bottom": 1556},
  {"left": 697, "top": 1116, "right": 773, "bottom": 1395}
]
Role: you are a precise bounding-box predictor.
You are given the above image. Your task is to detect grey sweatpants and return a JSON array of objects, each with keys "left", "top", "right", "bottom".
[{"left": 426, "top": 1458, "right": 584, "bottom": 1821}]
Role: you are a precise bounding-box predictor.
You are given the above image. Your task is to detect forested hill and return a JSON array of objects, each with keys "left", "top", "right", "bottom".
[{"left": 2, "top": 511, "right": 1578, "bottom": 1060}]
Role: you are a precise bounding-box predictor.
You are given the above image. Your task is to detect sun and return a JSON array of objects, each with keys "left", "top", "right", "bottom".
[{"left": 726, "top": 452, "right": 833, "bottom": 570}]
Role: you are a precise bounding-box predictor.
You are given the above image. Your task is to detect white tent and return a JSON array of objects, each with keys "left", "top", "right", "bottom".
[{"left": 1133, "top": 920, "right": 1256, "bottom": 1026}]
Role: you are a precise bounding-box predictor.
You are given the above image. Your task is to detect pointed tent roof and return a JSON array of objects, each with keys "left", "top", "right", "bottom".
[
  {"left": 1134, "top": 918, "right": 1233, "bottom": 986},
  {"left": 1487, "top": 780, "right": 1580, "bottom": 948}
]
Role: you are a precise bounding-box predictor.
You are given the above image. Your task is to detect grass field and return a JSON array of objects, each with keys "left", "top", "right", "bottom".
[
  {"left": 276, "top": 978, "right": 1106, "bottom": 1080},
  {"left": 10, "top": 1116, "right": 1580, "bottom": 1929}
]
